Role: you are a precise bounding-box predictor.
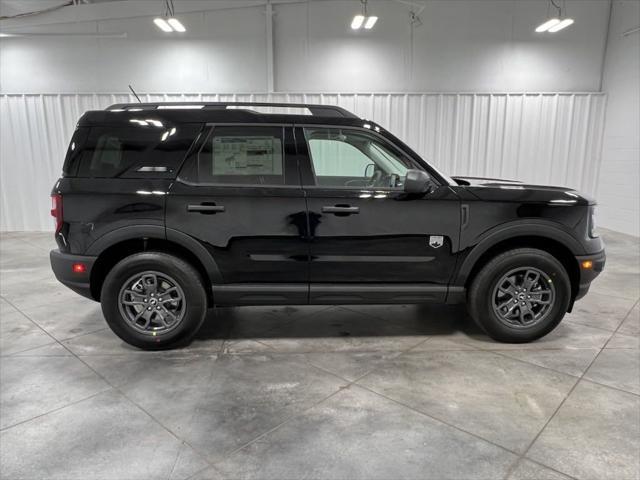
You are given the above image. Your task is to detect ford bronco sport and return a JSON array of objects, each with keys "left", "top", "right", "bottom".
[{"left": 50, "top": 102, "right": 605, "bottom": 350}]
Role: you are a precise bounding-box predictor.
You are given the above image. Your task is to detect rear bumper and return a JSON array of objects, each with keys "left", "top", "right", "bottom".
[
  {"left": 49, "top": 249, "right": 97, "bottom": 301},
  {"left": 574, "top": 249, "right": 606, "bottom": 300}
]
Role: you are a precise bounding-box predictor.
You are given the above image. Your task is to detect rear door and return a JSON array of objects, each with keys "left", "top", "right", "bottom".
[
  {"left": 166, "top": 124, "right": 309, "bottom": 304},
  {"left": 296, "top": 125, "right": 461, "bottom": 303}
]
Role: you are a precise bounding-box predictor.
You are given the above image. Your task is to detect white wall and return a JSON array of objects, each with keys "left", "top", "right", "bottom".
[
  {"left": 275, "top": 0, "right": 609, "bottom": 93},
  {"left": 597, "top": 0, "right": 640, "bottom": 237},
  {"left": 1, "top": 0, "right": 635, "bottom": 234},
  {"left": 0, "top": 0, "right": 610, "bottom": 94},
  {"left": 0, "top": 92, "right": 606, "bottom": 231}
]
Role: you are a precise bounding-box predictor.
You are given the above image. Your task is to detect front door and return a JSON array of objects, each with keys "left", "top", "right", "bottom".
[
  {"left": 167, "top": 124, "right": 309, "bottom": 304},
  {"left": 296, "top": 125, "right": 460, "bottom": 303}
]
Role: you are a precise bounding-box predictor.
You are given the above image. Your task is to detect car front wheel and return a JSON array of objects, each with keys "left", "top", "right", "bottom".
[
  {"left": 101, "top": 252, "right": 207, "bottom": 350},
  {"left": 468, "top": 248, "right": 571, "bottom": 343}
]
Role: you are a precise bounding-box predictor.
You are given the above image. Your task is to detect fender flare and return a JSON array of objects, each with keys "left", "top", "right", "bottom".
[
  {"left": 454, "top": 219, "right": 584, "bottom": 285},
  {"left": 86, "top": 225, "right": 223, "bottom": 283}
]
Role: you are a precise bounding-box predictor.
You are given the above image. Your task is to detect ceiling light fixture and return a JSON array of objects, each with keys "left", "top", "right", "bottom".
[
  {"left": 167, "top": 18, "right": 186, "bottom": 32},
  {"left": 548, "top": 18, "right": 574, "bottom": 32},
  {"left": 351, "top": 14, "right": 365, "bottom": 29},
  {"left": 153, "top": 18, "right": 172, "bottom": 33},
  {"left": 535, "top": 0, "right": 573, "bottom": 33},
  {"left": 364, "top": 16, "right": 378, "bottom": 29},
  {"left": 535, "top": 18, "right": 560, "bottom": 33},
  {"left": 154, "top": 0, "right": 186, "bottom": 33},
  {"left": 351, "top": 0, "right": 377, "bottom": 30}
]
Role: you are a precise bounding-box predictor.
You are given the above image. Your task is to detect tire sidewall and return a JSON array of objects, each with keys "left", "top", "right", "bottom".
[
  {"left": 101, "top": 252, "right": 206, "bottom": 350},
  {"left": 471, "top": 250, "right": 571, "bottom": 342}
]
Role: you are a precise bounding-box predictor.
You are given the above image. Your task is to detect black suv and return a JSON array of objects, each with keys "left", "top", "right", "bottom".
[{"left": 50, "top": 102, "right": 605, "bottom": 350}]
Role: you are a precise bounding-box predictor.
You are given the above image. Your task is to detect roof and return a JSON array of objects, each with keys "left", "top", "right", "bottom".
[{"left": 77, "top": 101, "right": 366, "bottom": 127}]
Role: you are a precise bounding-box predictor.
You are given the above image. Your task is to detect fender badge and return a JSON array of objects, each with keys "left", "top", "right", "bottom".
[{"left": 429, "top": 235, "right": 444, "bottom": 248}]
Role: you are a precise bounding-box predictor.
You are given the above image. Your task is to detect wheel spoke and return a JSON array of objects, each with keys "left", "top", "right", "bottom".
[
  {"left": 141, "top": 273, "right": 158, "bottom": 294},
  {"left": 153, "top": 311, "right": 169, "bottom": 327},
  {"left": 524, "top": 270, "right": 540, "bottom": 290},
  {"left": 122, "top": 290, "right": 146, "bottom": 306},
  {"left": 161, "top": 286, "right": 179, "bottom": 296},
  {"left": 161, "top": 307, "right": 178, "bottom": 325}
]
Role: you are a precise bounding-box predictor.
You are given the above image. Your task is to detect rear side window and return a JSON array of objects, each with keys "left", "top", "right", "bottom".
[
  {"left": 183, "top": 126, "right": 285, "bottom": 185},
  {"left": 62, "top": 127, "right": 89, "bottom": 176},
  {"left": 69, "top": 123, "right": 201, "bottom": 178}
]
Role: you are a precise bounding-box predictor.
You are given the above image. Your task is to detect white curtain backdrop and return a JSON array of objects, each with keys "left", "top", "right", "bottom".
[{"left": 0, "top": 92, "right": 606, "bottom": 231}]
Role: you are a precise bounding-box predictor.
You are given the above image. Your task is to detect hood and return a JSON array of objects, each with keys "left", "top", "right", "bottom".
[{"left": 452, "top": 175, "right": 595, "bottom": 206}]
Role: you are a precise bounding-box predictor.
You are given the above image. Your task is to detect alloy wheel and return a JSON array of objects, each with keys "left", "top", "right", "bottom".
[
  {"left": 118, "top": 271, "right": 186, "bottom": 335},
  {"left": 491, "top": 267, "right": 556, "bottom": 328}
]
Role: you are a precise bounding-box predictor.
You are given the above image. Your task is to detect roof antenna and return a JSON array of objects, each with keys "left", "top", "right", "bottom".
[{"left": 128, "top": 84, "right": 142, "bottom": 103}]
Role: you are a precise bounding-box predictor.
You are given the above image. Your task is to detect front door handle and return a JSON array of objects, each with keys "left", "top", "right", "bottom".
[
  {"left": 187, "top": 203, "right": 225, "bottom": 214},
  {"left": 322, "top": 205, "right": 359, "bottom": 215}
]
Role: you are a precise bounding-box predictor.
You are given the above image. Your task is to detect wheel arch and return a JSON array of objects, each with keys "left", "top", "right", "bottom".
[
  {"left": 87, "top": 226, "right": 221, "bottom": 305},
  {"left": 456, "top": 223, "right": 582, "bottom": 302}
]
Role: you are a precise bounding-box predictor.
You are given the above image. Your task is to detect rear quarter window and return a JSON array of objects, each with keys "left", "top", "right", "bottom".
[
  {"left": 69, "top": 123, "right": 201, "bottom": 178},
  {"left": 62, "top": 127, "right": 89, "bottom": 176}
]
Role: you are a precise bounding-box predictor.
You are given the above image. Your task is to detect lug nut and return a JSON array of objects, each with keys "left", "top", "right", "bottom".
[{"left": 147, "top": 307, "right": 152, "bottom": 311}]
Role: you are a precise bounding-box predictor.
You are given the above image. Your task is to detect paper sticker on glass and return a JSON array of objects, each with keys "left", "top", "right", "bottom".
[{"left": 212, "top": 136, "right": 283, "bottom": 176}]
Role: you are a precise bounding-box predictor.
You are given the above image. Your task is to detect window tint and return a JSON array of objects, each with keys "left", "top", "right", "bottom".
[
  {"left": 304, "top": 128, "right": 414, "bottom": 188},
  {"left": 189, "top": 126, "right": 285, "bottom": 185},
  {"left": 62, "top": 127, "right": 89, "bottom": 176},
  {"left": 73, "top": 124, "right": 200, "bottom": 178}
]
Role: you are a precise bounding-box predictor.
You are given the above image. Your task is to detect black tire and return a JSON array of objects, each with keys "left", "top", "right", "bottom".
[
  {"left": 468, "top": 248, "right": 571, "bottom": 343},
  {"left": 101, "top": 252, "right": 207, "bottom": 350}
]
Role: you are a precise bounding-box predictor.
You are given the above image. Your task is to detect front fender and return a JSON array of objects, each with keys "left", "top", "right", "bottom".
[{"left": 453, "top": 219, "right": 586, "bottom": 286}]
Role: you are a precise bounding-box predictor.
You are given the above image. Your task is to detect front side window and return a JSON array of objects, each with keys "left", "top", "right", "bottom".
[
  {"left": 189, "top": 126, "right": 284, "bottom": 185},
  {"left": 304, "top": 128, "right": 414, "bottom": 188}
]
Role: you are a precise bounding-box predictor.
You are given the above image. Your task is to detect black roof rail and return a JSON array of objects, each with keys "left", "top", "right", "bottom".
[{"left": 105, "top": 101, "right": 359, "bottom": 119}]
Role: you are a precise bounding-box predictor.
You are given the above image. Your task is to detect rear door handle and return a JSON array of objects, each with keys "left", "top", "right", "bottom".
[
  {"left": 322, "top": 205, "right": 359, "bottom": 215},
  {"left": 187, "top": 203, "right": 225, "bottom": 214}
]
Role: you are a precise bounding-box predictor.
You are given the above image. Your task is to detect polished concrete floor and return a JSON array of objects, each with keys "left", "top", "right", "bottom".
[{"left": 0, "top": 229, "right": 638, "bottom": 480}]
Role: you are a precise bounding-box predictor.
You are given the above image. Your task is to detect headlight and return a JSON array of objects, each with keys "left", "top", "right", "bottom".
[{"left": 589, "top": 206, "right": 598, "bottom": 238}]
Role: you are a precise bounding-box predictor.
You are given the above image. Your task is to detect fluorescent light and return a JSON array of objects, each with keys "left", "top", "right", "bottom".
[
  {"left": 364, "top": 16, "right": 378, "bottom": 29},
  {"left": 351, "top": 15, "right": 365, "bottom": 29},
  {"left": 535, "top": 18, "right": 560, "bottom": 32},
  {"left": 145, "top": 119, "right": 163, "bottom": 127},
  {"left": 548, "top": 18, "right": 574, "bottom": 32},
  {"left": 154, "top": 18, "right": 173, "bottom": 33},
  {"left": 167, "top": 18, "right": 186, "bottom": 33}
]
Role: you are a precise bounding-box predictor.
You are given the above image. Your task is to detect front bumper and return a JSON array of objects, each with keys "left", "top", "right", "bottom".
[
  {"left": 49, "top": 249, "right": 97, "bottom": 301},
  {"left": 574, "top": 249, "right": 606, "bottom": 300}
]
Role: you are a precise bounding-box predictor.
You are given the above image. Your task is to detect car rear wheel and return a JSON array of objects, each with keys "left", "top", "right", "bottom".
[
  {"left": 101, "top": 252, "right": 207, "bottom": 350},
  {"left": 468, "top": 248, "right": 571, "bottom": 343}
]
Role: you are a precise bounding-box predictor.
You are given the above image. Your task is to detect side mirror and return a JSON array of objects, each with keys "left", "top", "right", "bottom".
[{"left": 404, "top": 169, "right": 434, "bottom": 194}]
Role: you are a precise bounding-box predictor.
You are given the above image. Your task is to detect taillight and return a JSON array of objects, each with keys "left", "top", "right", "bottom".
[{"left": 51, "top": 194, "right": 63, "bottom": 233}]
